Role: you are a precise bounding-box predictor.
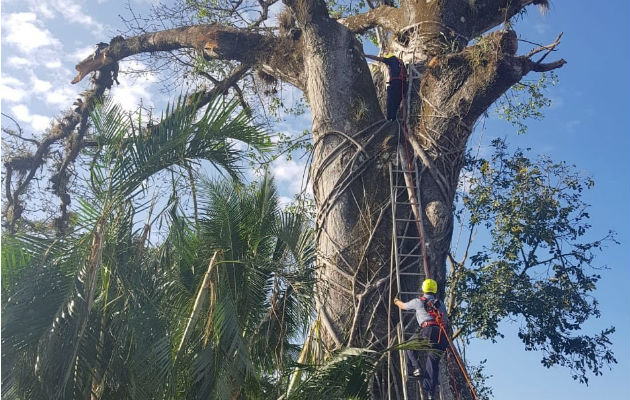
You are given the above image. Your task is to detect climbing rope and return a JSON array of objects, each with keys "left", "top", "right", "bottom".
[{"left": 434, "top": 312, "right": 479, "bottom": 400}]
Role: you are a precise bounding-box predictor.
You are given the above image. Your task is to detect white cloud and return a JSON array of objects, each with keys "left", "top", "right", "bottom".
[
  {"left": 30, "top": 4, "right": 56, "bottom": 19},
  {"left": 10, "top": 104, "right": 52, "bottom": 131},
  {"left": 272, "top": 159, "right": 308, "bottom": 195},
  {"left": 31, "top": 76, "right": 53, "bottom": 93},
  {"left": 2, "top": 12, "right": 61, "bottom": 54},
  {"left": 53, "top": 0, "right": 105, "bottom": 34},
  {"left": 11, "top": 105, "right": 31, "bottom": 121},
  {"left": 68, "top": 45, "right": 96, "bottom": 62},
  {"left": 8, "top": 0, "right": 106, "bottom": 34},
  {"left": 111, "top": 82, "right": 153, "bottom": 111},
  {"left": 45, "top": 86, "right": 79, "bottom": 107},
  {"left": 0, "top": 76, "right": 28, "bottom": 103},
  {"left": 44, "top": 59, "right": 63, "bottom": 69},
  {"left": 7, "top": 57, "right": 34, "bottom": 68},
  {"left": 108, "top": 60, "right": 159, "bottom": 111},
  {"left": 30, "top": 115, "right": 53, "bottom": 131}
]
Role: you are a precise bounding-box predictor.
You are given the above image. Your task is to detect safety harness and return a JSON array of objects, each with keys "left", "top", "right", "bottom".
[
  {"left": 419, "top": 296, "right": 443, "bottom": 334},
  {"left": 388, "top": 58, "right": 408, "bottom": 84},
  {"left": 417, "top": 295, "right": 478, "bottom": 399}
]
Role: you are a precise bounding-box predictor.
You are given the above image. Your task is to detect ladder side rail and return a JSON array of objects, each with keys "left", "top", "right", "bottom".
[
  {"left": 389, "top": 163, "right": 409, "bottom": 400},
  {"left": 387, "top": 165, "right": 395, "bottom": 400}
]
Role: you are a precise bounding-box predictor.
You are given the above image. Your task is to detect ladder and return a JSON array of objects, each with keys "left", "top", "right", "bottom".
[{"left": 388, "top": 142, "right": 427, "bottom": 400}]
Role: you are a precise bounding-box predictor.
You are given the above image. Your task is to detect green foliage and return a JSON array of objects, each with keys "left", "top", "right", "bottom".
[
  {"left": 1, "top": 95, "right": 312, "bottom": 399},
  {"left": 326, "top": 0, "right": 368, "bottom": 19},
  {"left": 273, "top": 129, "right": 314, "bottom": 162},
  {"left": 451, "top": 138, "right": 617, "bottom": 384},
  {"left": 286, "top": 347, "right": 377, "bottom": 400},
  {"left": 465, "top": 359, "right": 493, "bottom": 400},
  {"left": 496, "top": 71, "right": 558, "bottom": 134}
]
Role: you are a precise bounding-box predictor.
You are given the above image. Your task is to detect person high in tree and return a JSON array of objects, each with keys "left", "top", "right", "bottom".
[{"left": 363, "top": 53, "right": 408, "bottom": 121}]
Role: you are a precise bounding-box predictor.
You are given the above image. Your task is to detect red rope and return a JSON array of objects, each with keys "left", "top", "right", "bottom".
[
  {"left": 435, "top": 314, "right": 478, "bottom": 400},
  {"left": 447, "top": 351, "right": 462, "bottom": 400}
]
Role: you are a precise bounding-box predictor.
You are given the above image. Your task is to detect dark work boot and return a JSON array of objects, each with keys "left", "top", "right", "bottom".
[{"left": 423, "top": 388, "right": 437, "bottom": 400}]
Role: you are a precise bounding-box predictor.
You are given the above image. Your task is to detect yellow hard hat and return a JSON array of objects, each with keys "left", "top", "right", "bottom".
[
  {"left": 422, "top": 279, "right": 438, "bottom": 294},
  {"left": 384, "top": 53, "right": 395, "bottom": 58}
]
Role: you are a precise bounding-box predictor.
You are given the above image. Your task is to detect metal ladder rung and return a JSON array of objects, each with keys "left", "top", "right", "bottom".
[
  {"left": 394, "top": 190, "right": 409, "bottom": 203},
  {"left": 397, "top": 235, "right": 421, "bottom": 240},
  {"left": 395, "top": 218, "right": 420, "bottom": 222},
  {"left": 391, "top": 169, "right": 415, "bottom": 174},
  {"left": 399, "top": 291, "right": 420, "bottom": 295},
  {"left": 398, "top": 254, "right": 422, "bottom": 258},
  {"left": 399, "top": 272, "right": 424, "bottom": 276},
  {"left": 392, "top": 185, "right": 414, "bottom": 189},
  {"left": 395, "top": 201, "right": 419, "bottom": 206}
]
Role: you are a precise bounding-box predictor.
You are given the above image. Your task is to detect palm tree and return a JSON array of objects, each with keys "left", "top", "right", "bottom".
[
  {"left": 1, "top": 94, "right": 312, "bottom": 399},
  {"left": 162, "top": 176, "right": 316, "bottom": 399}
]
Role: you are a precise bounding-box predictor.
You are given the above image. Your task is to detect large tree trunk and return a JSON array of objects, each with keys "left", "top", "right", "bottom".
[
  {"left": 51, "top": 0, "right": 564, "bottom": 397},
  {"left": 288, "top": 1, "right": 563, "bottom": 398}
]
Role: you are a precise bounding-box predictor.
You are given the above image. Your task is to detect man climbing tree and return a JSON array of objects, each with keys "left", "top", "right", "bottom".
[
  {"left": 364, "top": 53, "right": 407, "bottom": 120},
  {"left": 2, "top": 0, "right": 617, "bottom": 398},
  {"left": 394, "top": 278, "right": 448, "bottom": 400}
]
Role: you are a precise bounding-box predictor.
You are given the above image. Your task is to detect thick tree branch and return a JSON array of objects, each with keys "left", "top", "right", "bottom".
[
  {"left": 424, "top": 29, "right": 565, "bottom": 130},
  {"left": 528, "top": 58, "right": 566, "bottom": 72},
  {"left": 338, "top": 5, "right": 402, "bottom": 34},
  {"left": 3, "top": 76, "right": 110, "bottom": 233},
  {"left": 71, "top": 25, "right": 304, "bottom": 89}
]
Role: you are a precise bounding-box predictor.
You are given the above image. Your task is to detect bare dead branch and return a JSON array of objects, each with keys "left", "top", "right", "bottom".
[
  {"left": 1, "top": 113, "right": 40, "bottom": 146},
  {"left": 526, "top": 32, "right": 563, "bottom": 58}
]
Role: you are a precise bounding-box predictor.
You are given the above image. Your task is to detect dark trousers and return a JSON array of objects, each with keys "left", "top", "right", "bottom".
[
  {"left": 406, "top": 325, "right": 447, "bottom": 394},
  {"left": 386, "top": 81, "right": 405, "bottom": 120}
]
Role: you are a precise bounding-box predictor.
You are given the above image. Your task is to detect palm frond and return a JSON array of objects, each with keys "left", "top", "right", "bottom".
[
  {"left": 97, "top": 93, "right": 271, "bottom": 200},
  {"left": 284, "top": 347, "right": 379, "bottom": 400}
]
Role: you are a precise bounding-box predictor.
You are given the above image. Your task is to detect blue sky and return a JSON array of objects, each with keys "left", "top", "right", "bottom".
[{"left": 1, "top": 0, "right": 628, "bottom": 398}]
